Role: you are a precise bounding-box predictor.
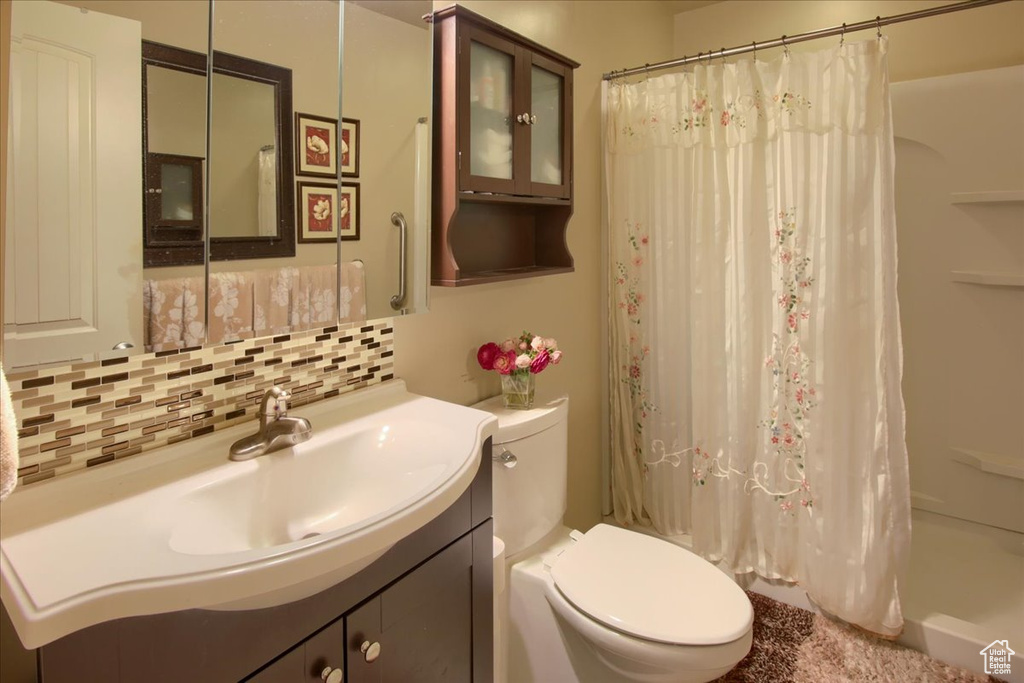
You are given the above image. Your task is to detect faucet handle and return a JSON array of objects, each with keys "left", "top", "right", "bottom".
[{"left": 260, "top": 386, "right": 291, "bottom": 420}]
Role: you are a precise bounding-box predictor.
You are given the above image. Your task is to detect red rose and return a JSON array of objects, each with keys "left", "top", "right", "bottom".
[
  {"left": 530, "top": 350, "right": 550, "bottom": 375},
  {"left": 492, "top": 350, "right": 516, "bottom": 375},
  {"left": 477, "top": 342, "right": 499, "bottom": 371}
]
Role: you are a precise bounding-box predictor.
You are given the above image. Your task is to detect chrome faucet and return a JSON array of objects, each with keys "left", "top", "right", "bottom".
[{"left": 229, "top": 387, "right": 312, "bottom": 461}]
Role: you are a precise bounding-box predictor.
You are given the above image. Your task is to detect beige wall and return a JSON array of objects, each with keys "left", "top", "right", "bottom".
[
  {"left": 393, "top": 1, "right": 676, "bottom": 531},
  {"left": 673, "top": 1, "right": 1024, "bottom": 82}
]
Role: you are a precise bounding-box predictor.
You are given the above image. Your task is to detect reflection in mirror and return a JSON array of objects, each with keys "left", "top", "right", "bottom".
[
  {"left": 143, "top": 43, "right": 206, "bottom": 265},
  {"left": 343, "top": 1, "right": 432, "bottom": 319},
  {"left": 204, "top": 0, "right": 347, "bottom": 347},
  {"left": 3, "top": 0, "right": 209, "bottom": 371},
  {"left": 210, "top": 73, "right": 277, "bottom": 238},
  {"left": 142, "top": 41, "right": 295, "bottom": 268}
]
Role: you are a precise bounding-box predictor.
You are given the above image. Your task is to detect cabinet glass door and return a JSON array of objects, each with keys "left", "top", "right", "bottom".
[
  {"left": 468, "top": 40, "right": 514, "bottom": 181},
  {"left": 525, "top": 53, "right": 570, "bottom": 199},
  {"left": 529, "top": 65, "right": 562, "bottom": 186}
]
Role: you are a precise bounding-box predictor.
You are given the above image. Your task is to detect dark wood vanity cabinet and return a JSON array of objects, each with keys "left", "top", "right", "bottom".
[
  {"left": 33, "top": 441, "right": 493, "bottom": 683},
  {"left": 247, "top": 533, "right": 477, "bottom": 683},
  {"left": 431, "top": 5, "right": 580, "bottom": 286}
]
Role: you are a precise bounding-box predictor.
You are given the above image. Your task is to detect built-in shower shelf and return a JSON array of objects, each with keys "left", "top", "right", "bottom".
[
  {"left": 951, "top": 448, "right": 1024, "bottom": 481},
  {"left": 949, "top": 271, "right": 1024, "bottom": 287},
  {"left": 949, "top": 190, "right": 1024, "bottom": 204}
]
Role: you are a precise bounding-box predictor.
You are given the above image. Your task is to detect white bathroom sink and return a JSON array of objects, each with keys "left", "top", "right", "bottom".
[{"left": 0, "top": 380, "right": 496, "bottom": 649}]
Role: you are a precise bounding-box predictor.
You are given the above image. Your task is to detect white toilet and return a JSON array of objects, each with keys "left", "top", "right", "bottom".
[{"left": 474, "top": 395, "right": 754, "bottom": 683}]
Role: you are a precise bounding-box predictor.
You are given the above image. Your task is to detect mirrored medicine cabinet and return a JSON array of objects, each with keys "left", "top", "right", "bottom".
[{"left": 3, "top": 0, "right": 432, "bottom": 372}]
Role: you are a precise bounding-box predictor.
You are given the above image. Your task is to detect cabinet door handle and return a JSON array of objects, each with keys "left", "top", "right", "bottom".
[
  {"left": 360, "top": 640, "right": 381, "bottom": 663},
  {"left": 320, "top": 666, "right": 343, "bottom": 683}
]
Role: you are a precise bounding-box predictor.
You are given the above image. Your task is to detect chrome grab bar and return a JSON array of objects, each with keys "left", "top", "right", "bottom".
[{"left": 390, "top": 211, "right": 407, "bottom": 311}]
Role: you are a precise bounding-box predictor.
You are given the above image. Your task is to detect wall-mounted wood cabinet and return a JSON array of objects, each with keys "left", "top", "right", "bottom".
[{"left": 432, "top": 5, "right": 580, "bottom": 286}]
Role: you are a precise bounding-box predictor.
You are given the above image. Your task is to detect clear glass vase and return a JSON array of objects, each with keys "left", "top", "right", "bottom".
[{"left": 501, "top": 370, "right": 535, "bottom": 410}]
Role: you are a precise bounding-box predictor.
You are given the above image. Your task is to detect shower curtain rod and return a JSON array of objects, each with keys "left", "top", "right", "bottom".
[{"left": 603, "top": 0, "right": 1011, "bottom": 81}]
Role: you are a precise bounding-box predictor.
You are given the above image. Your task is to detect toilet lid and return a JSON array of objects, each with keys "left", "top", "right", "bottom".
[{"left": 550, "top": 524, "right": 753, "bottom": 646}]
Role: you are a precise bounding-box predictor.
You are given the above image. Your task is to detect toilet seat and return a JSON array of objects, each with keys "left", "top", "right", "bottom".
[{"left": 550, "top": 524, "right": 753, "bottom": 646}]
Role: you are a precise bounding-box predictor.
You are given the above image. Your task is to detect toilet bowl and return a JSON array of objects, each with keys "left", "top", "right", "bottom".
[{"left": 472, "top": 395, "right": 753, "bottom": 683}]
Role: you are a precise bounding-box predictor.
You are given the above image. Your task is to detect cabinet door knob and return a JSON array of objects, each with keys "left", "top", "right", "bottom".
[
  {"left": 529, "top": 114, "right": 537, "bottom": 125},
  {"left": 320, "top": 666, "right": 343, "bottom": 683},
  {"left": 493, "top": 448, "right": 517, "bottom": 468},
  {"left": 516, "top": 113, "right": 526, "bottom": 124},
  {"left": 360, "top": 640, "right": 381, "bottom": 663}
]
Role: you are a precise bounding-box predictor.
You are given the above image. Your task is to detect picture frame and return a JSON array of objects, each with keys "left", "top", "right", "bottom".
[
  {"left": 294, "top": 112, "right": 338, "bottom": 178},
  {"left": 340, "top": 118, "right": 360, "bottom": 178},
  {"left": 295, "top": 181, "right": 360, "bottom": 243},
  {"left": 296, "top": 181, "right": 340, "bottom": 243},
  {"left": 338, "top": 182, "right": 360, "bottom": 241}
]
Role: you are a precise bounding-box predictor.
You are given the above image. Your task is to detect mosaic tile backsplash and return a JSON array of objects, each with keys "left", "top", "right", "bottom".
[{"left": 8, "top": 319, "right": 394, "bottom": 488}]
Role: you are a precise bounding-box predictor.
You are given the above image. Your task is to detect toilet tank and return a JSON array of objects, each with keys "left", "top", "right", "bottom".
[{"left": 472, "top": 395, "right": 569, "bottom": 557}]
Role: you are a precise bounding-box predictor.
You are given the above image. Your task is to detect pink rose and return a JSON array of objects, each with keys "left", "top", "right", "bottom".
[
  {"left": 544, "top": 337, "right": 558, "bottom": 351},
  {"left": 531, "top": 336, "right": 544, "bottom": 351},
  {"left": 477, "top": 342, "right": 500, "bottom": 371},
  {"left": 515, "top": 353, "right": 532, "bottom": 369},
  {"left": 500, "top": 338, "right": 516, "bottom": 353},
  {"left": 530, "top": 350, "right": 550, "bottom": 374},
  {"left": 550, "top": 350, "right": 562, "bottom": 365},
  {"left": 492, "top": 350, "right": 516, "bottom": 375}
]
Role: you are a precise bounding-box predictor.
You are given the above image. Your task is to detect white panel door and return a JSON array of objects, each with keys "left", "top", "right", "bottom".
[{"left": 4, "top": 0, "right": 142, "bottom": 369}]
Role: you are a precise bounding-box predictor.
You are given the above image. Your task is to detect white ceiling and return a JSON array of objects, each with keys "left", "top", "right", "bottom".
[{"left": 348, "top": 0, "right": 431, "bottom": 29}]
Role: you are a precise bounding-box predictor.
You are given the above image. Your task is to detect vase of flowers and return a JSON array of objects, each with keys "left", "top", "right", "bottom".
[{"left": 477, "top": 331, "right": 562, "bottom": 410}]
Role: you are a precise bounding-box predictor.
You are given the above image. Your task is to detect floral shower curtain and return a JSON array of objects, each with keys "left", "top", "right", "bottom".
[{"left": 604, "top": 39, "right": 911, "bottom": 637}]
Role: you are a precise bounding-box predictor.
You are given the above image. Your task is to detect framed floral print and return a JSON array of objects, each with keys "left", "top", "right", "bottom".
[
  {"left": 296, "top": 181, "right": 339, "bottom": 243},
  {"left": 339, "top": 182, "right": 360, "bottom": 241},
  {"left": 340, "top": 118, "right": 360, "bottom": 178},
  {"left": 294, "top": 112, "right": 337, "bottom": 178}
]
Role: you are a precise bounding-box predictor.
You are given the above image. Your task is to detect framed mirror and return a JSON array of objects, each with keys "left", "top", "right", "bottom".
[{"left": 142, "top": 41, "right": 295, "bottom": 267}]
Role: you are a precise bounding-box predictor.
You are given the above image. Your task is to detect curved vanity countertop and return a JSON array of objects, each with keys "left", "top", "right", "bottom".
[{"left": 0, "top": 380, "right": 497, "bottom": 649}]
